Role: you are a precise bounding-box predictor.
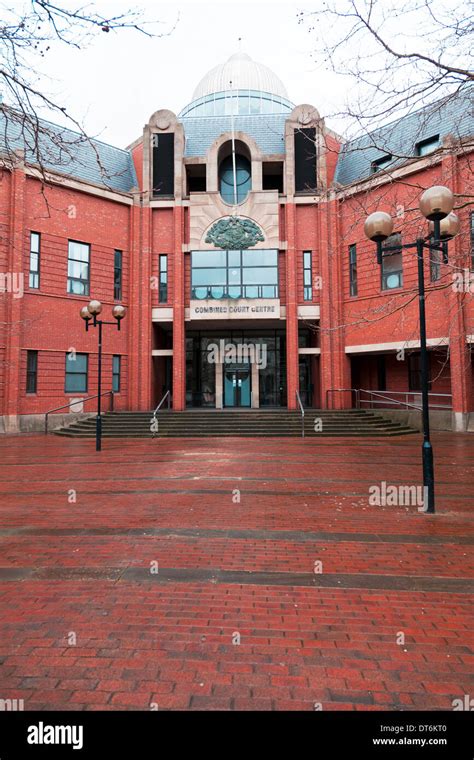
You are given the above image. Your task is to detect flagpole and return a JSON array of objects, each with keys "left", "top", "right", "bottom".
[{"left": 229, "top": 78, "right": 238, "bottom": 212}]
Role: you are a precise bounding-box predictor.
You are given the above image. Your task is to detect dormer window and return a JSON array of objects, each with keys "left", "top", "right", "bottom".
[
  {"left": 294, "top": 127, "right": 317, "bottom": 193},
  {"left": 415, "top": 135, "right": 440, "bottom": 157},
  {"left": 371, "top": 154, "right": 392, "bottom": 174},
  {"left": 152, "top": 133, "right": 174, "bottom": 197}
]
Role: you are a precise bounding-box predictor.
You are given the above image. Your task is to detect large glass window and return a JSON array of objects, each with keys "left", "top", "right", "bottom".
[
  {"left": 29, "top": 232, "right": 40, "bottom": 289},
  {"left": 186, "top": 330, "right": 287, "bottom": 408},
  {"left": 191, "top": 249, "right": 278, "bottom": 299},
  {"left": 219, "top": 155, "right": 251, "bottom": 204},
  {"left": 179, "top": 90, "right": 293, "bottom": 118},
  {"left": 65, "top": 352, "right": 88, "bottom": 393},
  {"left": 67, "top": 240, "right": 90, "bottom": 296}
]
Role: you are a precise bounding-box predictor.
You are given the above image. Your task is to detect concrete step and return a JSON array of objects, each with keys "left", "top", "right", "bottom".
[
  {"left": 55, "top": 429, "right": 416, "bottom": 438},
  {"left": 68, "top": 423, "right": 412, "bottom": 432},
  {"left": 53, "top": 409, "right": 418, "bottom": 438},
  {"left": 64, "top": 420, "right": 411, "bottom": 429}
]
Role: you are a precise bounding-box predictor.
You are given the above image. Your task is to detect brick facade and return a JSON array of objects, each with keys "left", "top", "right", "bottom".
[{"left": 0, "top": 57, "right": 473, "bottom": 429}]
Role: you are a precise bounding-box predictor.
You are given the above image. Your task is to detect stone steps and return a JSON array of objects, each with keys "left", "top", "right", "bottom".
[{"left": 53, "top": 409, "right": 417, "bottom": 438}]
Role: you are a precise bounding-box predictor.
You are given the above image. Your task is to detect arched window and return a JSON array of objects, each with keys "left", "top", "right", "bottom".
[{"left": 218, "top": 142, "right": 251, "bottom": 204}]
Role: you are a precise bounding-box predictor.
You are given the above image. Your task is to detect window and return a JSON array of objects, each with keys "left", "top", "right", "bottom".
[
  {"left": 114, "top": 249, "right": 122, "bottom": 300},
  {"left": 65, "top": 352, "right": 88, "bottom": 393},
  {"left": 381, "top": 234, "right": 403, "bottom": 290},
  {"left": 416, "top": 135, "right": 439, "bottom": 157},
  {"left": 159, "top": 255, "right": 168, "bottom": 303},
  {"left": 408, "top": 352, "right": 431, "bottom": 391},
  {"left": 371, "top": 154, "right": 392, "bottom": 174},
  {"left": 349, "top": 244, "right": 358, "bottom": 296},
  {"left": 186, "top": 164, "right": 206, "bottom": 194},
  {"left": 294, "top": 128, "right": 317, "bottom": 193},
  {"left": 303, "top": 251, "right": 312, "bottom": 301},
  {"left": 191, "top": 249, "right": 278, "bottom": 299},
  {"left": 26, "top": 350, "right": 38, "bottom": 394},
  {"left": 67, "top": 240, "right": 90, "bottom": 296},
  {"left": 29, "top": 232, "right": 40, "bottom": 289},
  {"left": 112, "top": 355, "right": 121, "bottom": 393},
  {"left": 262, "top": 162, "right": 284, "bottom": 193},
  {"left": 430, "top": 238, "right": 448, "bottom": 282},
  {"left": 219, "top": 154, "right": 251, "bottom": 204},
  {"left": 152, "top": 133, "right": 174, "bottom": 196}
]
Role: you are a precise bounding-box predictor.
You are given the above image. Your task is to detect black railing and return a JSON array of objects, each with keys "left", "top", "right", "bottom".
[{"left": 44, "top": 391, "right": 114, "bottom": 434}]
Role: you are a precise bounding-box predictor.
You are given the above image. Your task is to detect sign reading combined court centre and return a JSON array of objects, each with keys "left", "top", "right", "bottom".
[{"left": 189, "top": 299, "right": 281, "bottom": 321}]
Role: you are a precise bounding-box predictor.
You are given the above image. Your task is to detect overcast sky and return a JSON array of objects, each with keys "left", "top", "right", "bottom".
[{"left": 21, "top": 0, "right": 348, "bottom": 148}]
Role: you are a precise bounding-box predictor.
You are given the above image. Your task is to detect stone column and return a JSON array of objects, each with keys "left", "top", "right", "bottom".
[
  {"left": 172, "top": 205, "right": 186, "bottom": 410},
  {"left": 319, "top": 195, "right": 351, "bottom": 408},
  {"left": 128, "top": 200, "right": 152, "bottom": 410},
  {"left": 251, "top": 363, "right": 260, "bottom": 408},
  {"left": 285, "top": 203, "right": 299, "bottom": 410},
  {"left": 215, "top": 360, "right": 223, "bottom": 409}
]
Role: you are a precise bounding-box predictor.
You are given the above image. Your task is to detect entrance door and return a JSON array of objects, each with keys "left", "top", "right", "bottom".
[
  {"left": 298, "top": 356, "right": 313, "bottom": 407},
  {"left": 224, "top": 368, "right": 251, "bottom": 407}
]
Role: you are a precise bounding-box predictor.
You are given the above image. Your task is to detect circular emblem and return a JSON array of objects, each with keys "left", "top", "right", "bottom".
[{"left": 155, "top": 116, "right": 171, "bottom": 130}]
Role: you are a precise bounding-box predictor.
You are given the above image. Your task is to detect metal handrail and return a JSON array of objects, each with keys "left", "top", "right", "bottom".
[
  {"left": 326, "top": 387, "right": 452, "bottom": 411},
  {"left": 151, "top": 390, "right": 171, "bottom": 437},
  {"left": 358, "top": 389, "right": 452, "bottom": 411},
  {"left": 296, "top": 390, "right": 305, "bottom": 438},
  {"left": 152, "top": 389, "right": 171, "bottom": 418},
  {"left": 44, "top": 391, "right": 114, "bottom": 434}
]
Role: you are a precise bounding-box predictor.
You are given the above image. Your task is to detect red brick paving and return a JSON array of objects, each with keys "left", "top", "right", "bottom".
[{"left": 0, "top": 432, "right": 472, "bottom": 711}]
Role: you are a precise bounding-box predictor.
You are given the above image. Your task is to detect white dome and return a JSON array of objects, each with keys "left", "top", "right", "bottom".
[{"left": 192, "top": 52, "right": 289, "bottom": 100}]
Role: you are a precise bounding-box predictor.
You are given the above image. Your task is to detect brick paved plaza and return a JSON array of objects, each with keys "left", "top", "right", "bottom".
[{"left": 0, "top": 433, "right": 472, "bottom": 711}]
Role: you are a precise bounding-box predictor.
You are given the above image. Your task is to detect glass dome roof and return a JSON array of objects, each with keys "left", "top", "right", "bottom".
[{"left": 179, "top": 52, "right": 293, "bottom": 118}]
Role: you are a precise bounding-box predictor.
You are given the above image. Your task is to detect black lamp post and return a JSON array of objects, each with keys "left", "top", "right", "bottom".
[
  {"left": 364, "top": 186, "right": 460, "bottom": 514},
  {"left": 80, "top": 300, "right": 127, "bottom": 451}
]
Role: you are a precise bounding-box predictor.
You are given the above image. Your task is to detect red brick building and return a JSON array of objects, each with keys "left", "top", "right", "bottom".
[{"left": 1, "top": 53, "right": 473, "bottom": 432}]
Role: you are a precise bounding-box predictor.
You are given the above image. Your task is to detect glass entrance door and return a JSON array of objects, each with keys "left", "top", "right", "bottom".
[{"left": 224, "top": 368, "right": 251, "bottom": 407}]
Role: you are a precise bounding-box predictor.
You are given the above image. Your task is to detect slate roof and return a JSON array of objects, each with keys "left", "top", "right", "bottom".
[
  {"left": 0, "top": 106, "right": 137, "bottom": 193},
  {"left": 181, "top": 113, "right": 288, "bottom": 157},
  {"left": 1, "top": 85, "right": 471, "bottom": 193},
  {"left": 334, "top": 85, "right": 474, "bottom": 186}
]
